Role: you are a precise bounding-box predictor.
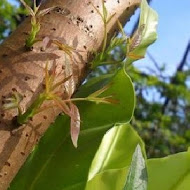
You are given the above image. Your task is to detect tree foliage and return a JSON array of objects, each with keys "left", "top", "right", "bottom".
[{"left": 89, "top": 2, "right": 190, "bottom": 158}]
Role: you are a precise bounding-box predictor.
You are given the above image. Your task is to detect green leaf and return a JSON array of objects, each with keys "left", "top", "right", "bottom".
[
  {"left": 147, "top": 148, "right": 190, "bottom": 190},
  {"left": 126, "top": 0, "right": 158, "bottom": 64},
  {"left": 85, "top": 124, "right": 145, "bottom": 190},
  {"left": 123, "top": 144, "right": 148, "bottom": 190},
  {"left": 74, "top": 68, "right": 135, "bottom": 128},
  {"left": 9, "top": 68, "right": 135, "bottom": 190}
]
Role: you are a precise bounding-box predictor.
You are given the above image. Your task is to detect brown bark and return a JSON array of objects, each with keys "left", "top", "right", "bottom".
[{"left": 0, "top": 0, "right": 140, "bottom": 189}]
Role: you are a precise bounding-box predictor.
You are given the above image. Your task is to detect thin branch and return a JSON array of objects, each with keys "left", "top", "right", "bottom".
[
  {"left": 147, "top": 51, "right": 160, "bottom": 71},
  {"left": 162, "top": 40, "right": 190, "bottom": 113}
]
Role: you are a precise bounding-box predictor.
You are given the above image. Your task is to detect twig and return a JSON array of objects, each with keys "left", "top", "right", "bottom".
[{"left": 162, "top": 40, "right": 190, "bottom": 113}]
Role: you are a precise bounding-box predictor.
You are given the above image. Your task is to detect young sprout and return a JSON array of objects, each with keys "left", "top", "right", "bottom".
[
  {"left": 15, "top": 60, "right": 117, "bottom": 147},
  {"left": 2, "top": 92, "right": 23, "bottom": 115},
  {"left": 20, "top": 0, "right": 55, "bottom": 48},
  {"left": 16, "top": 61, "right": 72, "bottom": 125},
  {"left": 70, "top": 84, "right": 118, "bottom": 105},
  {"left": 126, "top": 24, "right": 146, "bottom": 60},
  {"left": 62, "top": 83, "right": 118, "bottom": 147},
  {"left": 90, "top": 0, "right": 115, "bottom": 59},
  {"left": 91, "top": 20, "right": 126, "bottom": 68},
  {"left": 52, "top": 39, "right": 76, "bottom": 64}
]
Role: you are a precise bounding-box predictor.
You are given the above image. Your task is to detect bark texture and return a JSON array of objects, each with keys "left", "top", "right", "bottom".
[{"left": 0, "top": 0, "right": 140, "bottom": 189}]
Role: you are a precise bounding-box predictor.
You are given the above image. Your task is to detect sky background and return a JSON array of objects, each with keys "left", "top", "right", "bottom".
[{"left": 9, "top": 0, "right": 190, "bottom": 76}]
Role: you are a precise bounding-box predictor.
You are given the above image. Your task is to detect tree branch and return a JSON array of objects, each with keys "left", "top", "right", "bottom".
[
  {"left": 162, "top": 40, "right": 190, "bottom": 113},
  {"left": 0, "top": 0, "right": 140, "bottom": 189}
]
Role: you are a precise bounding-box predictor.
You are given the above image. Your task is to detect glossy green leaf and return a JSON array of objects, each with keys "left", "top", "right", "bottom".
[
  {"left": 126, "top": 0, "right": 158, "bottom": 64},
  {"left": 85, "top": 124, "right": 145, "bottom": 190},
  {"left": 147, "top": 148, "right": 190, "bottom": 190},
  {"left": 123, "top": 144, "right": 147, "bottom": 190},
  {"left": 74, "top": 68, "right": 135, "bottom": 129},
  {"left": 9, "top": 68, "right": 135, "bottom": 190}
]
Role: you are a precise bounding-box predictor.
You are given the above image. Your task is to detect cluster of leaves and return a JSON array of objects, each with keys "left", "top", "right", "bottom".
[
  {"left": 93, "top": 51, "right": 190, "bottom": 158},
  {"left": 91, "top": 0, "right": 157, "bottom": 70},
  {"left": 2, "top": 0, "right": 118, "bottom": 148},
  {"left": 16, "top": 61, "right": 116, "bottom": 147},
  {"left": 89, "top": 1, "right": 190, "bottom": 158},
  {"left": 95, "top": 46, "right": 190, "bottom": 158}
]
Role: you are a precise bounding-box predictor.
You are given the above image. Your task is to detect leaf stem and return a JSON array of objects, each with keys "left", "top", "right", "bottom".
[{"left": 101, "top": 22, "right": 108, "bottom": 59}]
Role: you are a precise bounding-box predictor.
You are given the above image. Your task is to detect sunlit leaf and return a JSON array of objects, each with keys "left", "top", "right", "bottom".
[
  {"left": 123, "top": 144, "right": 148, "bottom": 190},
  {"left": 147, "top": 148, "right": 190, "bottom": 190},
  {"left": 85, "top": 124, "right": 145, "bottom": 190}
]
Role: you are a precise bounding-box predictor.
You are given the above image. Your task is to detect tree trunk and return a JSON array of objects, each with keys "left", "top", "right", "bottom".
[{"left": 0, "top": 0, "right": 140, "bottom": 189}]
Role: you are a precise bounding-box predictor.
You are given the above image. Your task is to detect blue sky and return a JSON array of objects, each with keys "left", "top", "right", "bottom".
[{"left": 9, "top": 0, "right": 190, "bottom": 76}]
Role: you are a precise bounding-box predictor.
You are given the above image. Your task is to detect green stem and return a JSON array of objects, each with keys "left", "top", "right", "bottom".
[
  {"left": 64, "top": 97, "right": 107, "bottom": 103},
  {"left": 17, "top": 93, "right": 47, "bottom": 125},
  {"left": 25, "top": 19, "right": 40, "bottom": 48},
  {"left": 100, "top": 22, "right": 107, "bottom": 60},
  {"left": 65, "top": 98, "right": 87, "bottom": 102}
]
